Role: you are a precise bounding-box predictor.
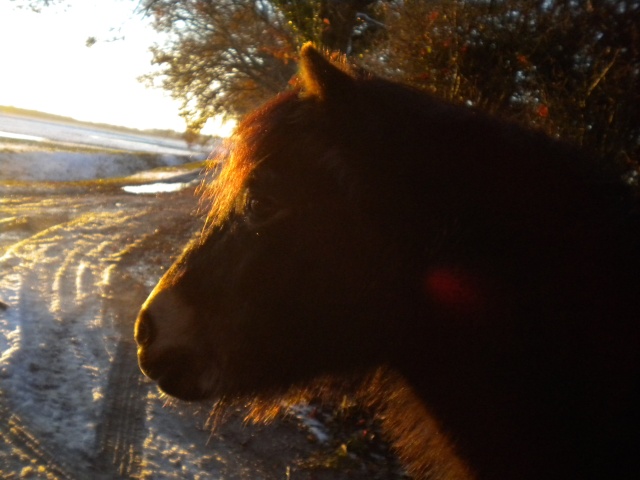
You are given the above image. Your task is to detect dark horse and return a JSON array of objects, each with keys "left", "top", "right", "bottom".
[{"left": 135, "top": 45, "right": 639, "bottom": 479}]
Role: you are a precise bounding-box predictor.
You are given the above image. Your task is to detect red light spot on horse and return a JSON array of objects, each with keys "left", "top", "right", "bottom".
[{"left": 425, "top": 268, "right": 484, "bottom": 314}]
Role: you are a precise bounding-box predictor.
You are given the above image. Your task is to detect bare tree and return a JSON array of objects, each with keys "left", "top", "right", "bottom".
[
  {"left": 367, "top": 0, "right": 640, "bottom": 171},
  {"left": 140, "top": 0, "right": 386, "bottom": 134},
  {"left": 9, "top": 0, "right": 65, "bottom": 12},
  {"left": 272, "top": 0, "right": 383, "bottom": 53},
  {"left": 138, "top": 0, "right": 301, "bottom": 135}
]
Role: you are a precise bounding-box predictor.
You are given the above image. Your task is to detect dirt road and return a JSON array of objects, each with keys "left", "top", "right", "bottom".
[{"left": 0, "top": 181, "right": 405, "bottom": 479}]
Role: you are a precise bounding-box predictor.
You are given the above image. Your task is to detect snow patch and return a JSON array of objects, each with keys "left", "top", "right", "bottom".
[
  {"left": 0, "top": 151, "right": 197, "bottom": 182},
  {"left": 288, "top": 405, "right": 331, "bottom": 443}
]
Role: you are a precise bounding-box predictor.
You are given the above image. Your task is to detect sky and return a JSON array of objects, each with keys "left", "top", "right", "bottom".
[{"left": 0, "top": 0, "right": 234, "bottom": 136}]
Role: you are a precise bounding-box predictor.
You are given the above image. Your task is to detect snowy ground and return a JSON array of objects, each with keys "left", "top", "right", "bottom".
[
  {"left": 0, "top": 111, "right": 212, "bottom": 182},
  {"left": 0, "top": 146, "right": 405, "bottom": 479}
]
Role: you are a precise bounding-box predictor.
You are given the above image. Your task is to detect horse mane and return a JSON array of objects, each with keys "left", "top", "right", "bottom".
[{"left": 206, "top": 366, "right": 473, "bottom": 479}]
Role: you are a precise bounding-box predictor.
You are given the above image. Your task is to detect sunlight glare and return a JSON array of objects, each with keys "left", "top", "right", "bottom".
[
  {"left": 202, "top": 116, "right": 237, "bottom": 138},
  {"left": 0, "top": 1, "right": 233, "bottom": 135}
]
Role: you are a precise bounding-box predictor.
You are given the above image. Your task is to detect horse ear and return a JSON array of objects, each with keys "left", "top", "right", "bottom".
[{"left": 299, "top": 43, "right": 355, "bottom": 100}]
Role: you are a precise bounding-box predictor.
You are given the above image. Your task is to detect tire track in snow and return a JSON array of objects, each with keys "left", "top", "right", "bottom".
[
  {"left": 0, "top": 398, "right": 81, "bottom": 479},
  {"left": 92, "top": 269, "right": 153, "bottom": 479},
  {"left": 91, "top": 207, "right": 201, "bottom": 478},
  {"left": 0, "top": 191, "right": 197, "bottom": 478},
  {"left": 92, "top": 338, "right": 149, "bottom": 478},
  {"left": 0, "top": 221, "right": 107, "bottom": 473},
  {"left": 39, "top": 210, "right": 154, "bottom": 478},
  {"left": 0, "top": 208, "right": 148, "bottom": 475}
]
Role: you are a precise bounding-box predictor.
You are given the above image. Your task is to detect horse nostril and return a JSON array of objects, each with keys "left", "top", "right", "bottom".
[{"left": 135, "top": 309, "right": 156, "bottom": 347}]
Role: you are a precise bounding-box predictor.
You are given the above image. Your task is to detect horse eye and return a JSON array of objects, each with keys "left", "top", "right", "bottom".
[{"left": 247, "top": 196, "right": 278, "bottom": 220}]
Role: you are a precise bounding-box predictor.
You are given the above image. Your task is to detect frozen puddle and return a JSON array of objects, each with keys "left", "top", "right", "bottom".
[
  {"left": 0, "top": 130, "right": 46, "bottom": 142},
  {"left": 123, "top": 182, "right": 190, "bottom": 194}
]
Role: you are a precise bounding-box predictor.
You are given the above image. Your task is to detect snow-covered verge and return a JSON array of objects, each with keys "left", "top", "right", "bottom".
[
  {"left": 0, "top": 151, "right": 195, "bottom": 182},
  {"left": 0, "top": 152, "right": 405, "bottom": 479},
  {"left": 0, "top": 111, "right": 216, "bottom": 182}
]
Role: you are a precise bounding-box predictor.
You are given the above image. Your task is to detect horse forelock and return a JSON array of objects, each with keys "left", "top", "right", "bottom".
[{"left": 200, "top": 91, "right": 305, "bottom": 227}]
